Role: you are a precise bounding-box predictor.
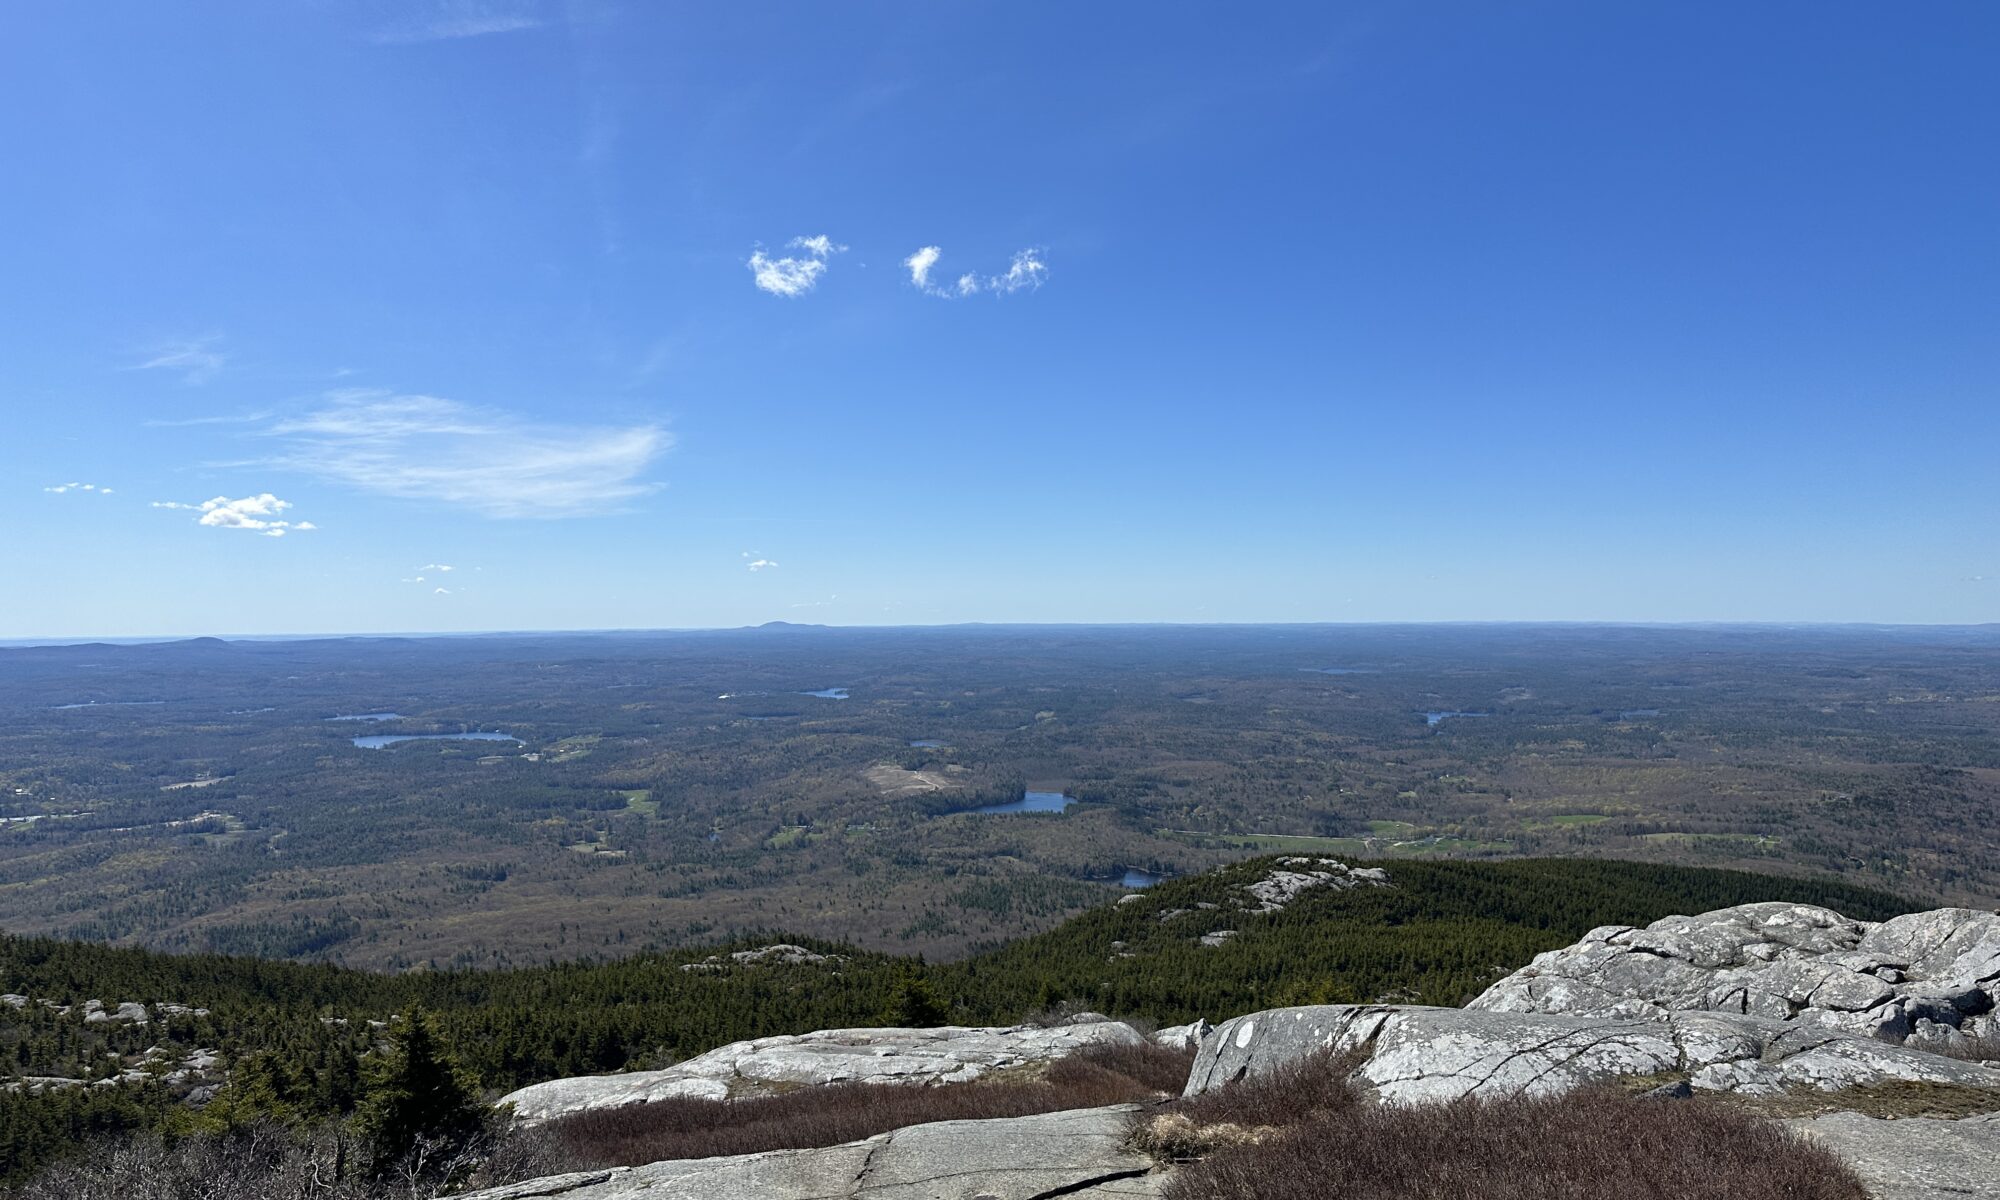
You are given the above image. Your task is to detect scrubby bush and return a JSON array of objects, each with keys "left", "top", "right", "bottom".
[{"left": 1152, "top": 1055, "right": 1868, "bottom": 1200}]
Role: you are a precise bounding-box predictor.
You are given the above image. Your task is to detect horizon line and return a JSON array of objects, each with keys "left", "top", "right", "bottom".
[{"left": 5, "top": 617, "right": 2000, "bottom": 650}]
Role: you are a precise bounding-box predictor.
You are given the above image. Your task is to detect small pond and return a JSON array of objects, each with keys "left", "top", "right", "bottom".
[
  {"left": 329, "top": 712, "right": 404, "bottom": 722},
  {"left": 799, "top": 688, "right": 850, "bottom": 700},
  {"left": 1117, "top": 868, "right": 1165, "bottom": 888},
  {"left": 972, "top": 790, "right": 1074, "bottom": 815},
  {"left": 1423, "top": 711, "right": 1490, "bottom": 726},
  {"left": 351, "top": 732, "right": 522, "bottom": 750},
  {"left": 1299, "top": 667, "right": 1380, "bottom": 676},
  {"left": 909, "top": 739, "right": 948, "bottom": 748}
]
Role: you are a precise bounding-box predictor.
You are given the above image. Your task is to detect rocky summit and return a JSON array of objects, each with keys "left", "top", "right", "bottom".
[
  {"left": 498, "top": 1016, "right": 1145, "bottom": 1122},
  {"left": 459, "top": 1106, "right": 1161, "bottom": 1200},
  {"left": 480, "top": 900, "right": 2000, "bottom": 1200},
  {"left": 1470, "top": 902, "right": 2000, "bottom": 1054}
]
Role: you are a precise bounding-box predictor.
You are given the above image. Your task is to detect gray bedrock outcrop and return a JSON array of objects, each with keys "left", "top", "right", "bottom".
[
  {"left": 498, "top": 1017, "right": 1146, "bottom": 1123},
  {"left": 458, "top": 1104, "right": 1164, "bottom": 1200},
  {"left": 1469, "top": 902, "right": 2000, "bottom": 1053},
  {"left": 1790, "top": 1111, "right": 2000, "bottom": 1200},
  {"left": 1186, "top": 1002, "right": 2000, "bottom": 1102}
]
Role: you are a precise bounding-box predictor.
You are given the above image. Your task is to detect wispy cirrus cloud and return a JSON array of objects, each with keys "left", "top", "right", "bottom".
[
  {"left": 143, "top": 411, "right": 272, "bottom": 429},
  {"left": 748, "top": 235, "right": 846, "bottom": 297},
  {"left": 903, "top": 246, "right": 1047, "bottom": 298},
  {"left": 132, "top": 336, "right": 226, "bottom": 385},
  {"left": 262, "top": 391, "right": 670, "bottom": 518},
  {"left": 152, "top": 494, "right": 316, "bottom": 537},
  {"left": 371, "top": 1, "right": 543, "bottom": 44}
]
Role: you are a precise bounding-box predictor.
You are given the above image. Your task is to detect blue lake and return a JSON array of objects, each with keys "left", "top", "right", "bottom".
[
  {"left": 972, "top": 790, "right": 1074, "bottom": 815},
  {"left": 800, "top": 688, "right": 850, "bottom": 700},
  {"left": 1619, "top": 708, "right": 1662, "bottom": 719},
  {"left": 329, "top": 712, "right": 404, "bottom": 722},
  {"left": 351, "top": 732, "right": 522, "bottom": 750},
  {"left": 1118, "top": 868, "right": 1164, "bottom": 888},
  {"left": 51, "top": 700, "right": 166, "bottom": 710},
  {"left": 909, "top": 739, "right": 948, "bottom": 748},
  {"left": 1300, "top": 667, "right": 1380, "bottom": 676},
  {"left": 1423, "top": 711, "right": 1490, "bottom": 726}
]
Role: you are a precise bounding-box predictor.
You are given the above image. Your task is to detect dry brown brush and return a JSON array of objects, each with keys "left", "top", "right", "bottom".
[{"left": 1152, "top": 1054, "right": 1868, "bottom": 1200}]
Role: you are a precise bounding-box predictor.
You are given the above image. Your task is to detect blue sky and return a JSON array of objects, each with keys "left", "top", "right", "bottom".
[{"left": 3, "top": 1, "right": 1996, "bottom": 637}]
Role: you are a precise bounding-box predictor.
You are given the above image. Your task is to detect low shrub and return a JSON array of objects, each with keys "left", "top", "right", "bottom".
[
  {"left": 1161, "top": 1086, "right": 1868, "bottom": 1200},
  {"left": 9, "top": 1122, "right": 489, "bottom": 1200}
]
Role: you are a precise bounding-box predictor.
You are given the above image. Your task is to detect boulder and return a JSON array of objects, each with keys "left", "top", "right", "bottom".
[
  {"left": 1152, "top": 1019, "right": 1212, "bottom": 1051},
  {"left": 458, "top": 1104, "right": 1163, "bottom": 1200},
  {"left": 1791, "top": 1111, "right": 2000, "bottom": 1200},
  {"left": 1470, "top": 903, "right": 2000, "bottom": 1056},
  {"left": 1184, "top": 1003, "right": 2000, "bottom": 1102},
  {"left": 498, "top": 1018, "right": 1147, "bottom": 1123},
  {"left": 1185, "top": 1005, "right": 1679, "bottom": 1103}
]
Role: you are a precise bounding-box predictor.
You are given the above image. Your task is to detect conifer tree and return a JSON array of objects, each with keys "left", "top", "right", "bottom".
[
  {"left": 352, "top": 1008, "right": 486, "bottom": 1176},
  {"left": 881, "top": 963, "right": 949, "bottom": 1027}
]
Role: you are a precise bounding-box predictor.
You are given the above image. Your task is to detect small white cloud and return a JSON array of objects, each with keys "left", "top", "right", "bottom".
[
  {"left": 989, "top": 248, "right": 1048, "bottom": 294},
  {"left": 45, "top": 482, "right": 113, "bottom": 495},
  {"left": 422, "top": 563, "right": 455, "bottom": 572},
  {"left": 153, "top": 493, "right": 315, "bottom": 537},
  {"left": 904, "top": 246, "right": 943, "bottom": 290},
  {"left": 749, "top": 235, "right": 846, "bottom": 297},
  {"left": 903, "top": 246, "right": 1048, "bottom": 298},
  {"left": 133, "top": 337, "right": 226, "bottom": 385},
  {"left": 434, "top": 587, "right": 453, "bottom": 595},
  {"left": 745, "top": 553, "right": 778, "bottom": 572}
]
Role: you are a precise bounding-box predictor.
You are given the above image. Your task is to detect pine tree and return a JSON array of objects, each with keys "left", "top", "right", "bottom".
[
  {"left": 880, "top": 963, "right": 949, "bottom": 1027},
  {"left": 352, "top": 1008, "right": 486, "bottom": 1177}
]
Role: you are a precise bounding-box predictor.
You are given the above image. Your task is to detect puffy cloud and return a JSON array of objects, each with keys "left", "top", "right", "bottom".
[
  {"left": 422, "top": 563, "right": 455, "bottom": 572},
  {"left": 152, "top": 493, "right": 314, "bottom": 537},
  {"left": 904, "top": 246, "right": 943, "bottom": 291},
  {"left": 742, "top": 551, "right": 778, "bottom": 572},
  {"left": 989, "top": 248, "right": 1048, "bottom": 294},
  {"left": 264, "top": 391, "right": 669, "bottom": 518},
  {"left": 749, "top": 235, "right": 846, "bottom": 297},
  {"left": 903, "top": 246, "right": 1048, "bottom": 298}
]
